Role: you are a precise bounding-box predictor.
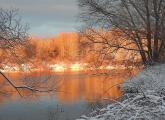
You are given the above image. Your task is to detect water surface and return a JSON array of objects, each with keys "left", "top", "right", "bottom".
[{"left": 0, "top": 71, "right": 130, "bottom": 120}]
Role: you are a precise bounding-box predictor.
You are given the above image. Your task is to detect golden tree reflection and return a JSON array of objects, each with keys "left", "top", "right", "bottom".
[{"left": 0, "top": 68, "right": 139, "bottom": 104}]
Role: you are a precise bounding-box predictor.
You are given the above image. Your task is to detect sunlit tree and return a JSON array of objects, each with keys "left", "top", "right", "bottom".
[{"left": 78, "top": 0, "right": 165, "bottom": 65}]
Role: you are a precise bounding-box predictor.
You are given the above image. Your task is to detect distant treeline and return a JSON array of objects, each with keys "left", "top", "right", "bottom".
[
  {"left": 0, "top": 32, "right": 80, "bottom": 65},
  {"left": 0, "top": 30, "right": 142, "bottom": 67}
]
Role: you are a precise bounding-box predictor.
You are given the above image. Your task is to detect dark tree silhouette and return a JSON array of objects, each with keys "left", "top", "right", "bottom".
[
  {"left": 0, "top": 8, "right": 29, "bottom": 49},
  {"left": 78, "top": 0, "right": 165, "bottom": 65}
]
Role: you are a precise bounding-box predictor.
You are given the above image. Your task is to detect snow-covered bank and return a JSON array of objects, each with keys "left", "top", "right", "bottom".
[
  {"left": 0, "top": 63, "right": 134, "bottom": 73},
  {"left": 77, "top": 64, "right": 165, "bottom": 120}
]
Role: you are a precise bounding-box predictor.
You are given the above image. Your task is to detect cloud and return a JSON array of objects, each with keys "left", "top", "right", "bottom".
[{"left": 0, "top": 0, "right": 80, "bottom": 36}]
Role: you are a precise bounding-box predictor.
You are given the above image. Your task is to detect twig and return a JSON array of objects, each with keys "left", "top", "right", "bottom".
[
  {"left": 0, "top": 71, "right": 22, "bottom": 96},
  {"left": 0, "top": 71, "right": 58, "bottom": 96}
]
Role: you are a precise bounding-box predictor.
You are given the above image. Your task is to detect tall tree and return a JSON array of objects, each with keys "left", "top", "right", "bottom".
[
  {"left": 0, "top": 8, "right": 29, "bottom": 64},
  {"left": 78, "top": 0, "right": 165, "bottom": 65}
]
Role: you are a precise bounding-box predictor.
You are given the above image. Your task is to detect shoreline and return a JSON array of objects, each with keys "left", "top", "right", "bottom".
[
  {"left": 77, "top": 64, "right": 165, "bottom": 120},
  {"left": 0, "top": 63, "right": 139, "bottom": 74}
]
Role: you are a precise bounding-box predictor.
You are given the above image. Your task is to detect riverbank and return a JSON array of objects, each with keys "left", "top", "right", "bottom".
[
  {"left": 77, "top": 64, "right": 165, "bottom": 120},
  {"left": 0, "top": 63, "right": 138, "bottom": 73}
]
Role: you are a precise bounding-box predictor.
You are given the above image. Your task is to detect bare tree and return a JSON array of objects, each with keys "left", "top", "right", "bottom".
[
  {"left": 0, "top": 8, "right": 29, "bottom": 49},
  {"left": 0, "top": 8, "right": 55, "bottom": 96},
  {"left": 78, "top": 0, "right": 165, "bottom": 65},
  {"left": 0, "top": 8, "right": 30, "bottom": 64}
]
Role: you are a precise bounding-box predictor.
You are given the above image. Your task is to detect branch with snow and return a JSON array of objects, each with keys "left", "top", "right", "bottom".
[
  {"left": 77, "top": 64, "right": 165, "bottom": 120},
  {"left": 0, "top": 71, "right": 56, "bottom": 97}
]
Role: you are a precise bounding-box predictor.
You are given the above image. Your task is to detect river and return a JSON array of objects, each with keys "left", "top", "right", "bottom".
[{"left": 0, "top": 70, "right": 134, "bottom": 120}]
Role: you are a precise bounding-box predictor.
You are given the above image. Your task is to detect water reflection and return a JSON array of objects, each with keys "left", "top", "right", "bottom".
[
  {"left": 0, "top": 71, "right": 129, "bottom": 103},
  {"left": 58, "top": 75, "right": 124, "bottom": 102},
  {"left": 0, "top": 71, "right": 135, "bottom": 120}
]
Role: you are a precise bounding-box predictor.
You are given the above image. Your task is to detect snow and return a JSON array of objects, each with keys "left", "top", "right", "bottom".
[
  {"left": 70, "top": 63, "right": 84, "bottom": 71},
  {"left": 122, "top": 64, "right": 165, "bottom": 94},
  {"left": 0, "top": 65, "right": 19, "bottom": 72},
  {"left": 77, "top": 64, "right": 165, "bottom": 120},
  {"left": 49, "top": 64, "right": 67, "bottom": 72}
]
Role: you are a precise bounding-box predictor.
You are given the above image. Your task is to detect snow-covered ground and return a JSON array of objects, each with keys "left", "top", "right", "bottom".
[{"left": 77, "top": 64, "right": 165, "bottom": 120}]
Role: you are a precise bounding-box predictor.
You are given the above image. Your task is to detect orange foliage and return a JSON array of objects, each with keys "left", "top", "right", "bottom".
[
  {"left": 29, "top": 32, "right": 80, "bottom": 64},
  {"left": 0, "top": 29, "right": 141, "bottom": 66}
]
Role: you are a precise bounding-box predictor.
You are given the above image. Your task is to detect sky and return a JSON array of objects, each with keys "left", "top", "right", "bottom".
[{"left": 0, "top": 0, "right": 80, "bottom": 36}]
